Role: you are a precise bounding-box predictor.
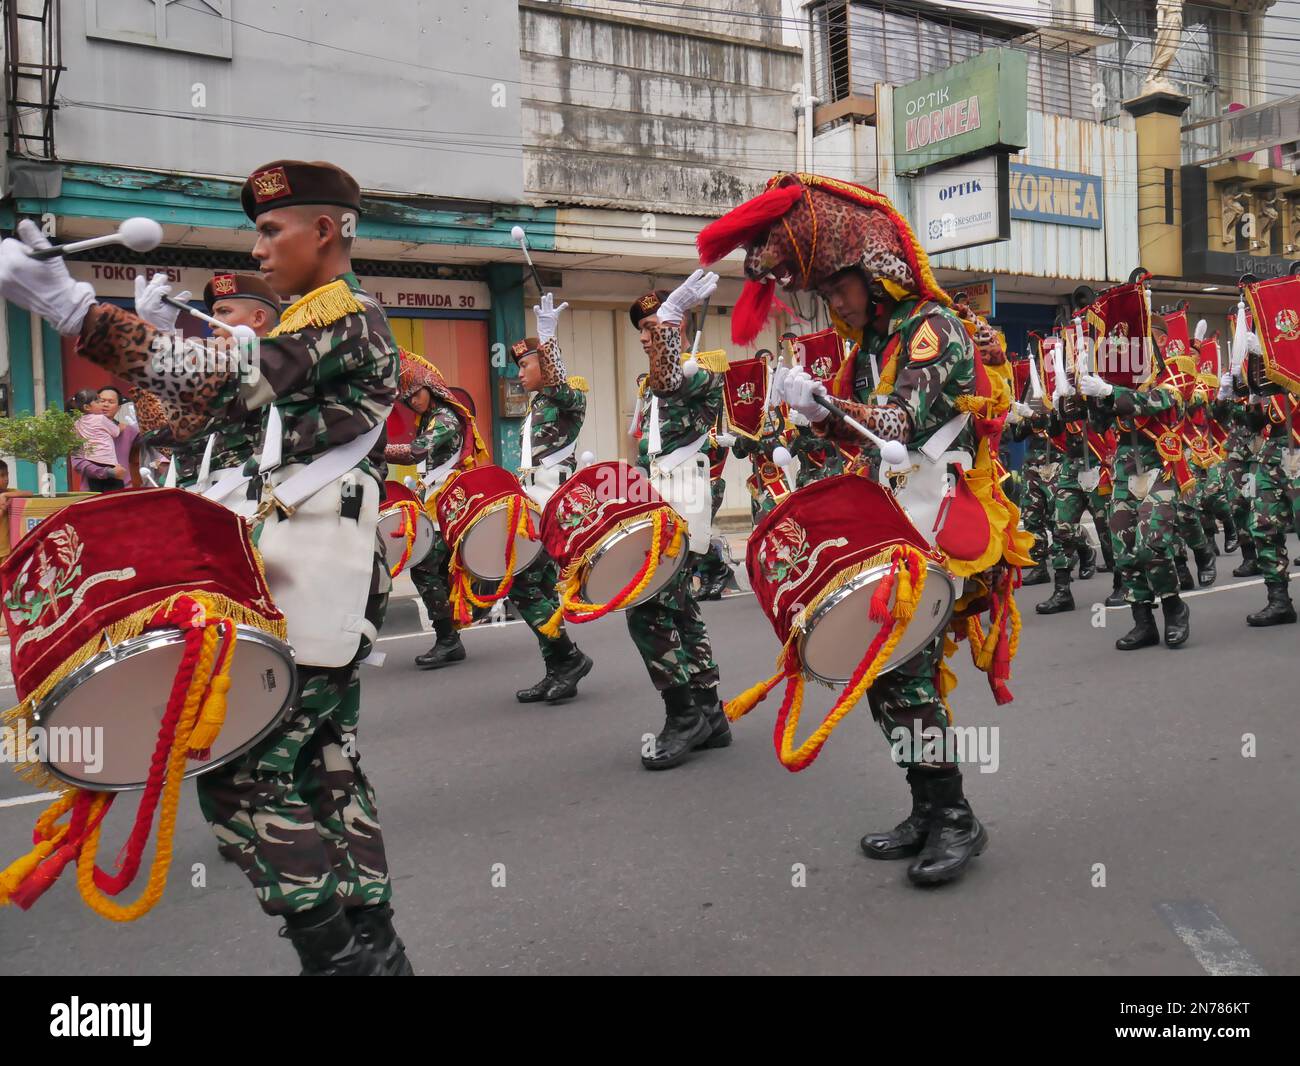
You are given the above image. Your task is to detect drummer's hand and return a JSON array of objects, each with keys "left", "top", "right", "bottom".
[
  {"left": 133, "top": 272, "right": 185, "bottom": 332},
  {"left": 533, "top": 292, "right": 568, "bottom": 344},
  {"left": 657, "top": 269, "right": 719, "bottom": 325},
  {"left": 1079, "top": 374, "right": 1112, "bottom": 399},
  {"left": 0, "top": 219, "right": 96, "bottom": 335},
  {"left": 1217, "top": 371, "right": 1234, "bottom": 400},
  {"left": 1011, "top": 401, "right": 1034, "bottom": 420},
  {"left": 783, "top": 367, "right": 829, "bottom": 423}
]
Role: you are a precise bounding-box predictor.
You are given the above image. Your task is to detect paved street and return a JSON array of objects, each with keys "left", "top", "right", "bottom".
[{"left": 2, "top": 553, "right": 1297, "bottom": 976}]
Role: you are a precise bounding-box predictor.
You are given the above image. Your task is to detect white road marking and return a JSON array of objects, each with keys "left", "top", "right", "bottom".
[
  {"left": 1101, "top": 571, "right": 1295, "bottom": 607},
  {"left": 1155, "top": 901, "right": 1268, "bottom": 976},
  {"left": 0, "top": 790, "right": 62, "bottom": 809}
]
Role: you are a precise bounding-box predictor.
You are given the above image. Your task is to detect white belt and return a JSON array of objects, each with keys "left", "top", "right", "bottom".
[
  {"left": 650, "top": 431, "right": 709, "bottom": 476},
  {"left": 262, "top": 420, "right": 387, "bottom": 511}
]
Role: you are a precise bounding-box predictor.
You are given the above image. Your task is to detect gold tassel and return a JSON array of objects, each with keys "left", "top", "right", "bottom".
[
  {"left": 269, "top": 280, "right": 365, "bottom": 336},
  {"left": 566, "top": 375, "right": 589, "bottom": 393},
  {"left": 723, "top": 669, "right": 784, "bottom": 722}
]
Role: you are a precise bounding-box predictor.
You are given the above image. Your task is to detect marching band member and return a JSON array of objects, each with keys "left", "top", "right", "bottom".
[
  {"left": 0, "top": 160, "right": 410, "bottom": 975},
  {"left": 700, "top": 173, "right": 1033, "bottom": 886},
  {"left": 627, "top": 285, "right": 732, "bottom": 770},
  {"left": 504, "top": 297, "right": 595, "bottom": 703}
]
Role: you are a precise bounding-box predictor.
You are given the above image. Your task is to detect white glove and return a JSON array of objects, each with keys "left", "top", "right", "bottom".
[
  {"left": 133, "top": 272, "right": 189, "bottom": 332},
  {"left": 1011, "top": 401, "right": 1034, "bottom": 419},
  {"left": 657, "top": 268, "right": 719, "bottom": 325},
  {"left": 532, "top": 291, "right": 568, "bottom": 345},
  {"left": 1217, "top": 371, "right": 1233, "bottom": 401},
  {"left": 0, "top": 219, "right": 97, "bottom": 335},
  {"left": 715, "top": 431, "right": 737, "bottom": 448},
  {"left": 782, "top": 367, "right": 829, "bottom": 423},
  {"left": 1078, "top": 374, "right": 1112, "bottom": 399},
  {"left": 769, "top": 364, "right": 790, "bottom": 409},
  {"left": 1245, "top": 332, "right": 1262, "bottom": 357}
]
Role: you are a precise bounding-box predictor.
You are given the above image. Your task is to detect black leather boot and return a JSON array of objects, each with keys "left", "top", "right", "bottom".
[
  {"left": 1115, "top": 602, "right": 1159, "bottom": 650},
  {"left": 906, "top": 770, "right": 988, "bottom": 886},
  {"left": 1098, "top": 536, "right": 1115, "bottom": 573},
  {"left": 1035, "top": 569, "right": 1075, "bottom": 614},
  {"left": 414, "top": 631, "right": 466, "bottom": 670},
  {"left": 543, "top": 643, "right": 594, "bottom": 703},
  {"left": 347, "top": 903, "right": 414, "bottom": 976},
  {"left": 281, "top": 900, "right": 384, "bottom": 976},
  {"left": 1222, "top": 516, "right": 1239, "bottom": 554},
  {"left": 1021, "top": 557, "right": 1050, "bottom": 586},
  {"left": 691, "top": 686, "right": 733, "bottom": 751},
  {"left": 641, "top": 684, "right": 711, "bottom": 771},
  {"left": 1233, "top": 539, "right": 1260, "bottom": 577},
  {"left": 1175, "top": 553, "right": 1195, "bottom": 592},
  {"left": 1104, "top": 569, "right": 1127, "bottom": 608},
  {"left": 1161, "top": 594, "right": 1190, "bottom": 648},
  {"left": 1246, "top": 583, "right": 1298, "bottom": 627},
  {"left": 1201, "top": 514, "right": 1220, "bottom": 555},
  {"left": 516, "top": 669, "right": 557, "bottom": 703},
  {"left": 1193, "top": 544, "right": 1216, "bottom": 587},
  {"left": 1077, "top": 542, "right": 1097, "bottom": 581},
  {"left": 861, "top": 766, "right": 932, "bottom": 860}
]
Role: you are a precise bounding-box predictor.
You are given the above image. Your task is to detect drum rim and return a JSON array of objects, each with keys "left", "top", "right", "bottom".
[
  {"left": 379, "top": 510, "right": 437, "bottom": 570},
  {"left": 32, "top": 625, "right": 299, "bottom": 792},
  {"left": 577, "top": 517, "right": 689, "bottom": 611},
  {"left": 797, "top": 561, "right": 955, "bottom": 686}
]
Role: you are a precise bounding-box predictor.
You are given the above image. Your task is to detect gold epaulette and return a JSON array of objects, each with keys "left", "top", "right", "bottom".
[
  {"left": 688, "top": 349, "right": 730, "bottom": 375},
  {"left": 566, "top": 375, "right": 588, "bottom": 392},
  {"left": 269, "top": 279, "right": 366, "bottom": 336}
]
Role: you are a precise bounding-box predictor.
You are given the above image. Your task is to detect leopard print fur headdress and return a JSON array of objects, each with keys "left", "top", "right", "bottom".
[{"left": 697, "top": 172, "right": 951, "bottom": 344}]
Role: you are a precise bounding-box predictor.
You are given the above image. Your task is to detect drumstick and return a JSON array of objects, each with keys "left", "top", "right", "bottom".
[
  {"left": 160, "top": 295, "right": 257, "bottom": 341},
  {"left": 509, "top": 225, "right": 546, "bottom": 294},
  {"left": 808, "top": 393, "right": 908, "bottom": 466},
  {"left": 28, "top": 217, "right": 163, "bottom": 260}
]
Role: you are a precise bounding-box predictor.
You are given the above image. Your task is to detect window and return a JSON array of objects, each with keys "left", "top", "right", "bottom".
[{"left": 85, "top": 0, "right": 233, "bottom": 61}]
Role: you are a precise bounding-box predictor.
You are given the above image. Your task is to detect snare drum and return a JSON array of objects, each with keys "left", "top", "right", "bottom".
[
  {"left": 0, "top": 488, "right": 294, "bottom": 791},
  {"left": 750, "top": 474, "right": 954, "bottom": 685},
  {"left": 436, "top": 465, "right": 543, "bottom": 582},
  {"left": 541, "top": 460, "right": 690, "bottom": 615},
  {"left": 378, "top": 481, "right": 436, "bottom": 576}
]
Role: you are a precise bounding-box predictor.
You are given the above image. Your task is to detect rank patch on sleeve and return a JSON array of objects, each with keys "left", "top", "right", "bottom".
[{"left": 909, "top": 319, "right": 942, "bottom": 364}]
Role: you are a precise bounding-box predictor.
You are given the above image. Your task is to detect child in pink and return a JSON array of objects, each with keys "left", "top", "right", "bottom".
[{"left": 72, "top": 389, "right": 125, "bottom": 490}]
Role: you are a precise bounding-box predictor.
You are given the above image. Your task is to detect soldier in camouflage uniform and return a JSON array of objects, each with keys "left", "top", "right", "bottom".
[
  {"left": 730, "top": 415, "right": 792, "bottom": 522},
  {"left": 785, "top": 416, "right": 846, "bottom": 487},
  {"left": 627, "top": 284, "right": 732, "bottom": 770},
  {"left": 703, "top": 173, "right": 1009, "bottom": 887},
  {"left": 1080, "top": 352, "right": 1195, "bottom": 652},
  {"left": 1226, "top": 341, "right": 1298, "bottom": 625},
  {"left": 1007, "top": 407, "right": 1054, "bottom": 586},
  {"left": 1211, "top": 389, "right": 1257, "bottom": 575},
  {"left": 507, "top": 294, "right": 594, "bottom": 702},
  {"left": 1, "top": 161, "right": 411, "bottom": 975}
]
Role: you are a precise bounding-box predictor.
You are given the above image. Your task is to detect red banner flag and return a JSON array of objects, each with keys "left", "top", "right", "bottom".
[
  {"left": 1196, "top": 334, "right": 1221, "bottom": 376},
  {"left": 723, "top": 357, "right": 769, "bottom": 440},
  {"left": 791, "top": 327, "right": 847, "bottom": 386},
  {"left": 1163, "top": 309, "right": 1193, "bottom": 362},
  {"left": 1242, "top": 274, "right": 1300, "bottom": 394},
  {"left": 1085, "top": 281, "right": 1151, "bottom": 388}
]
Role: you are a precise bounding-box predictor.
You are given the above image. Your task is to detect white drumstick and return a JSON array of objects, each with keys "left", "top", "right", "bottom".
[
  {"left": 809, "top": 394, "right": 908, "bottom": 466},
  {"left": 510, "top": 224, "right": 545, "bottom": 293},
  {"left": 28, "top": 217, "right": 162, "bottom": 260},
  {"left": 161, "top": 294, "right": 256, "bottom": 341}
]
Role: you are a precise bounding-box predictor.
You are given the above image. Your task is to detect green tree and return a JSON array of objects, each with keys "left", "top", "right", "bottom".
[{"left": 0, "top": 408, "right": 83, "bottom": 494}]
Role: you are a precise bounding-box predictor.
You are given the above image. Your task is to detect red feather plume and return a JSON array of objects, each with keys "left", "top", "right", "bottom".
[
  {"left": 731, "top": 278, "right": 776, "bottom": 345},
  {"left": 696, "top": 184, "right": 804, "bottom": 265}
]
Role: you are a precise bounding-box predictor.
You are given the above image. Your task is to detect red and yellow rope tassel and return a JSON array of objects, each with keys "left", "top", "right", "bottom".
[
  {"left": 963, "top": 566, "right": 1021, "bottom": 706},
  {"left": 0, "top": 595, "right": 237, "bottom": 921},
  {"left": 448, "top": 496, "right": 536, "bottom": 627},
  {"left": 724, "top": 544, "right": 929, "bottom": 772},
  {"left": 384, "top": 499, "right": 424, "bottom": 578},
  {"left": 538, "top": 506, "right": 686, "bottom": 639}
]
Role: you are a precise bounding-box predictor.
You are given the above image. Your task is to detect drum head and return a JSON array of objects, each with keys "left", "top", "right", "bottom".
[
  {"left": 34, "top": 627, "right": 297, "bottom": 791},
  {"left": 799, "top": 563, "right": 955, "bottom": 686},
  {"left": 379, "top": 511, "right": 436, "bottom": 572},
  {"left": 580, "top": 520, "right": 689, "bottom": 610},
  {"left": 461, "top": 507, "right": 544, "bottom": 580}
]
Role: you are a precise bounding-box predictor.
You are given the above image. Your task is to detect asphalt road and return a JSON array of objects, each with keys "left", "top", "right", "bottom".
[{"left": 2, "top": 551, "right": 1297, "bottom": 976}]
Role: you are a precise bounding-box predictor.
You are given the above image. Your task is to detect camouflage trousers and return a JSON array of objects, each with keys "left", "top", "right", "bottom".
[
  {"left": 508, "top": 551, "right": 570, "bottom": 666},
  {"left": 865, "top": 636, "right": 955, "bottom": 771},
  {"left": 1175, "top": 491, "right": 1209, "bottom": 554},
  {"left": 1197, "top": 463, "right": 1233, "bottom": 527},
  {"left": 626, "top": 561, "right": 719, "bottom": 693},
  {"left": 1109, "top": 465, "right": 1180, "bottom": 604},
  {"left": 197, "top": 545, "right": 392, "bottom": 918},
  {"left": 1212, "top": 456, "right": 1253, "bottom": 527},
  {"left": 1049, "top": 479, "right": 1109, "bottom": 571},
  {"left": 1246, "top": 444, "right": 1292, "bottom": 584},
  {"left": 410, "top": 533, "right": 452, "bottom": 629},
  {"left": 1021, "top": 464, "right": 1053, "bottom": 560}
]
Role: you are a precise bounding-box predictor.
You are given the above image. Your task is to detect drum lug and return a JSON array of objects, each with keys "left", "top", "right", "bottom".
[{"left": 103, "top": 631, "right": 124, "bottom": 661}]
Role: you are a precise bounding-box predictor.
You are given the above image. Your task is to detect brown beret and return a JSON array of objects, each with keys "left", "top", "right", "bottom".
[
  {"left": 204, "top": 272, "right": 282, "bottom": 314},
  {"left": 630, "top": 289, "right": 671, "bottom": 328},
  {"left": 510, "top": 337, "right": 542, "bottom": 365},
  {"left": 241, "top": 159, "right": 362, "bottom": 220}
]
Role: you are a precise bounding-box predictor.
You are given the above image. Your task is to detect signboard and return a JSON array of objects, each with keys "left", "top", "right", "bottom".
[
  {"left": 893, "top": 48, "right": 1028, "bottom": 175},
  {"left": 1009, "top": 164, "right": 1103, "bottom": 229},
  {"left": 916, "top": 153, "right": 1010, "bottom": 254},
  {"left": 956, "top": 278, "right": 996, "bottom": 318},
  {"left": 68, "top": 263, "right": 491, "bottom": 312}
]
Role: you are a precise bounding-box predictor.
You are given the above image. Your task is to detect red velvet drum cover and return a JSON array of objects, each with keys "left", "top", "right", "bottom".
[
  {"left": 435, "top": 465, "right": 531, "bottom": 550},
  {"left": 540, "top": 461, "right": 665, "bottom": 572}
]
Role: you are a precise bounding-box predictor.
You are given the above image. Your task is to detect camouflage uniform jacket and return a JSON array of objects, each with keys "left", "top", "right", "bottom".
[
  {"left": 75, "top": 271, "right": 399, "bottom": 486},
  {"left": 386, "top": 402, "right": 464, "bottom": 470},
  {"left": 523, "top": 341, "right": 585, "bottom": 475},
  {"left": 635, "top": 323, "right": 722, "bottom": 472},
  {"left": 1095, "top": 385, "right": 1182, "bottom": 479}
]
